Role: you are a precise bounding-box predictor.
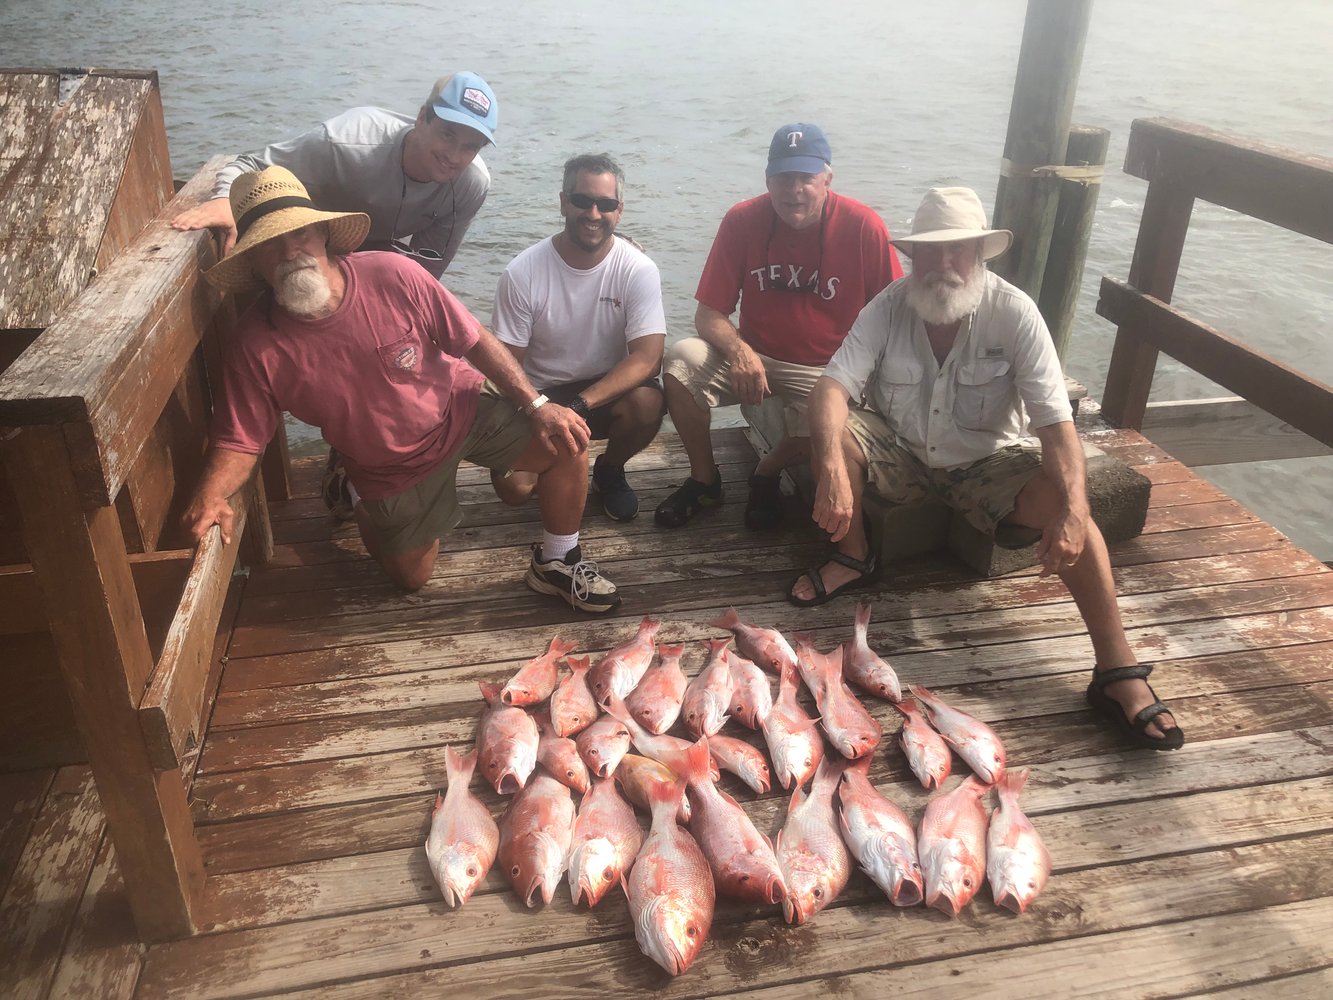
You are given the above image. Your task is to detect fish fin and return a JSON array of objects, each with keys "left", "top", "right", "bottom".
[
  {"left": 892, "top": 696, "right": 918, "bottom": 718},
  {"left": 478, "top": 680, "right": 502, "bottom": 705},
  {"left": 908, "top": 683, "right": 935, "bottom": 704},
  {"left": 707, "top": 607, "right": 741, "bottom": 630},
  {"left": 602, "top": 691, "right": 630, "bottom": 724},
  {"left": 433, "top": 790, "right": 444, "bottom": 813}
]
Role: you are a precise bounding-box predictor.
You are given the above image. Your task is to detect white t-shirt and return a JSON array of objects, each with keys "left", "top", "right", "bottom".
[
  {"left": 824, "top": 270, "right": 1072, "bottom": 469},
  {"left": 491, "top": 236, "right": 666, "bottom": 388}
]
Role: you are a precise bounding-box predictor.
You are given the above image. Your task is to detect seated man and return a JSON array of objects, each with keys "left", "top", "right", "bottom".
[
  {"left": 490, "top": 153, "right": 666, "bottom": 520},
  {"left": 181, "top": 166, "right": 620, "bottom": 614},
  {"left": 655, "top": 123, "right": 903, "bottom": 530},
  {"left": 801, "top": 186, "right": 1183, "bottom": 751}
]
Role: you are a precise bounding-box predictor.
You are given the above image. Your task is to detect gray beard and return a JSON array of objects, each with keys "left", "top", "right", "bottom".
[
  {"left": 906, "top": 264, "right": 986, "bottom": 326},
  {"left": 273, "top": 256, "right": 333, "bottom": 318}
]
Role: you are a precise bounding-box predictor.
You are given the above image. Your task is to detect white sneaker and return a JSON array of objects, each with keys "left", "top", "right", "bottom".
[{"left": 525, "top": 544, "right": 621, "bottom": 613}]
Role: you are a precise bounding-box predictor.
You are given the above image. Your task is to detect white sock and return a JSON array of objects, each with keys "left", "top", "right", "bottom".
[
  {"left": 542, "top": 531, "right": 579, "bottom": 562},
  {"left": 346, "top": 479, "right": 361, "bottom": 507}
]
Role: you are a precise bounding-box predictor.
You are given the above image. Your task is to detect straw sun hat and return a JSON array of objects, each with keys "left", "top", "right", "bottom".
[
  {"left": 203, "top": 166, "right": 370, "bottom": 293},
  {"left": 891, "top": 186, "right": 1012, "bottom": 262}
]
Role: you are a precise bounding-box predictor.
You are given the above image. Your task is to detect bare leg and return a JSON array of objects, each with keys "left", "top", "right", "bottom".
[
  {"left": 603, "top": 385, "right": 666, "bottom": 466},
  {"left": 664, "top": 373, "right": 718, "bottom": 485},
  {"left": 491, "top": 469, "right": 537, "bottom": 506},
  {"left": 511, "top": 437, "right": 589, "bottom": 536},
  {"left": 1009, "top": 472, "right": 1178, "bottom": 738},
  {"left": 354, "top": 504, "right": 438, "bottom": 591},
  {"left": 755, "top": 434, "right": 811, "bottom": 477},
  {"left": 790, "top": 429, "right": 873, "bottom": 601}
]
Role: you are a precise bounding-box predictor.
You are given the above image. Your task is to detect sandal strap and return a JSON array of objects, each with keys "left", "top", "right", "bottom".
[
  {"left": 828, "top": 550, "right": 876, "bottom": 575},
  {"left": 1133, "top": 701, "right": 1173, "bottom": 729},
  {"left": 1091, "top": 663, "right": 1154, "bottom": 690},
  {"left": 802, "top": 566, "right": 827, "bottom": 600}
]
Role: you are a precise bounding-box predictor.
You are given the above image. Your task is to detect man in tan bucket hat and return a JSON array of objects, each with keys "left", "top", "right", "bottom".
[
  {"left": 799, "top": 185, "right": 1183, "bottom": 751},
  {"left": 181, "top": 166, "right": 622, "bottom": 613}
]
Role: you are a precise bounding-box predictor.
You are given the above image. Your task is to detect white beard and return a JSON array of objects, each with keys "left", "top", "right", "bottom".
[
  {"left": 906, "top": 263, "right": 986, "bottom": 326},
  {"left": 273, "top": 255, "right": 333, "bottom": 318}
]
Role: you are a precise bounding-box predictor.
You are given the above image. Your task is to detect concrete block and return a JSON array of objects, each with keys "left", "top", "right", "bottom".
[{"left": 862, "top": 491, "right": 951, "bottom": 565}]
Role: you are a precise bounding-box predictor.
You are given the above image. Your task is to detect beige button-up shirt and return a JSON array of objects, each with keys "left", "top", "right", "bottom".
[{"left": 824, "top": 270, "right": 1072, "bottom": 469}]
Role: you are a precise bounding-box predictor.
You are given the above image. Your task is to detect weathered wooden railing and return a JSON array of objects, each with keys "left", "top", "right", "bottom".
[
  {"left": 0, "top": 157, "right": 271, "bottom": 941},
  {"left": 1098, "top": 118, "right": 1333, "bottom": 465}
]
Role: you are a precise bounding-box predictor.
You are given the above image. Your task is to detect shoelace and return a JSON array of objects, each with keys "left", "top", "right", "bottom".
[{"left": 568, "top": 558, "right": 603, "bottom": 602}]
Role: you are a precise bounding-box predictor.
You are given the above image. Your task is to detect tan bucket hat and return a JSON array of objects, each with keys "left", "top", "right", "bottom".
[
  {"left": 891, "top": 186, "right": 1012, "bottom": 262},
  {"left": 203, "top": 166, "right": 370, "bottom": 292}
]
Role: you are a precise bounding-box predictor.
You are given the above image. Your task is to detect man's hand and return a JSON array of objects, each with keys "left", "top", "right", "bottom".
[
  {"left": 181, "top": 493, "right": 235, "bottom": 545},
  {"left": 726, "top": 342, "right": 771, "bottom": 406},
  {"left": 530, "top": 403, "right": 591, "bottom": 458},
  {"left": 811, "top": 462, "right": 856, "bottom": 542},
  {"left": 170, "top": 197, "right": 239, "bottom": 254},
  {"left": 1036, "top": 506, "right": 1089, "bottom": 577}
]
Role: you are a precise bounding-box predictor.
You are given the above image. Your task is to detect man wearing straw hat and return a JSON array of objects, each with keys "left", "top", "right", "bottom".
[
  {"left": 799, "top": 185, "right": 1183, "bottom": 751},
  {"left": 180, "top": 166, "right": 622, "bottom": 613}
]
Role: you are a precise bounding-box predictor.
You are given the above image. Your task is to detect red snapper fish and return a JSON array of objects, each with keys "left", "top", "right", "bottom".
[
  {"left": 501, "top": 635, "right": 577, "bottom": 707},
  {"left": 659, "top": 737, "right": 786, "bottom": 906},
  {"left": 626, "top": 642, "right": 688, "bottom": 735},
  {"left": 476, "top": 681, "right": 539, "bottom": 795},
  {"left": 918, "top": 774, "right": 990, "bottom": 917},
  {"left": 836, "top": 756, "right": 923, "bottom": 907},
  {"left": 589, "top": 616, "right": 661, "bottom": 704},
  {"left": 550, "top": 654, "right": 599, "bottom": 738},
  {"left": 794, "top": 637, "right": 881, "bottom": 760},
  {"left": 603, "top": 693, "right": 719, "bottom": 780},
  {"left": 708, "top": 608, "right": 797, "bottom": 676},
  {"left": 777, "top": 756, "right": 852, "bottom": 925},
  {"left": 425, "top": 746, "right": 499, "bottom": 908},
  {"left": 761, "top": 662, "right": 825, "bottom": 790},
  {"left": 681, "top": 638, "right": 735, "bottom": 738},
  {"left": 614, "top": 753, "right": 692, "bottom": 825},
  {"left": 708, "top": 734, "right": 772, "bottom": 795},
  {"left": 894, "top": 696, "right": 952, "bottom": 790},
  {"left": 987, "top": 768, "right": 1051, "bottom": 914},
  {"left": 497, "top": 772, "right": 575, "bottom": 907},
  {"left": 567, "top": 775, "right": 644, "bottom": 908},
  {"left": 841, "top": 600, "right": 903, "bottom": 702},
  {"left": 627, "top": 776, "right": 715, "bottom": 976},
  {"left": 575, "top": 713, "right": 632, "bottom": 779},
  {"left": 725, "top": 649, "right": 773, "bottom": 729},
  {"left": 533, "top": 711, "right": 590, "bottom": 794},
  {"left": 910, "top": 685, "right": 1006, "bottom": 785}
]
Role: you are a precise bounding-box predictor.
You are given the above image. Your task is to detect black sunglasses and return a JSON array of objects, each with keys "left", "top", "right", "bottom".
[{"left": 568, "top": 192, "right": 622, "bottom": 213}]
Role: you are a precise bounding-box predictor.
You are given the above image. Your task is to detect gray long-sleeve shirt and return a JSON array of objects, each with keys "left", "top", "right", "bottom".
[{"left": 212, "top": 107, "right": 490, "bottom": 277}]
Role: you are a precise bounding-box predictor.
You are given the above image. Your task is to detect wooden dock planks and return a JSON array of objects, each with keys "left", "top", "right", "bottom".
[{"left": 2, "top": 426, "right": 1332, "bottom": 997}]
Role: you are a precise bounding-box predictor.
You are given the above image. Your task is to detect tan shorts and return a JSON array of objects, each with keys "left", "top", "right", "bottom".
[
  {"left": 359, "top": 391, "right": 532, "bottom": 555},
  {"left": 663, "top": 336, "right": 823, "bottom": 437},
  {"left": 846, "top": 408, "right": 1044, "bottom": 545}
]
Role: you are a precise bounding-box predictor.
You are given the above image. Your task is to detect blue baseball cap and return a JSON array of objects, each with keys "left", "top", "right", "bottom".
[
  {"left": 427, "top": 71, "right": 498, "bottom": 144},
  {"left": 767, "top": 123, "right": 831, "bottom": 176}
]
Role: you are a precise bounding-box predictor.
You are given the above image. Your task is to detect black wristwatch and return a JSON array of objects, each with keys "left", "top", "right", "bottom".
[{"left": 567, "top": 395, "right": 591, "bottom": 419}]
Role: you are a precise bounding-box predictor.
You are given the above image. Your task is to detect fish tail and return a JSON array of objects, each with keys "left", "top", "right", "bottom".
[
  {"left": 658, "top": 642, "right": 686, "bottom": 659},
  {"left": 566, "top": 654, "right": 591, "bottom": 676},
  {"left": 550, "top": 634, "right": 580, "bottom": 658},
  {"left": 445, "top": 745, "right": 478, "bottom": 788},
  {"left": 646, "top": 773, "right": 687, "bottom": 821},
  {"left": 999, "top": 767, "right": 1030, "bottom": 803},
  {"left": 791, "top": 630, "right": 816, "bottom": 650},
  {"left": 638, "top": 615, "right": 662, "bottom": 637},
  {"left": 891, "top": 696, "right": 918, "bottom": 718},
  {"left": 706, "top": 636, "right": 732, "bottom": 657},
  {"left": 854, "top": 598, "right": 872, "bottom": 638},
  {"left": 707, "top": 607, "right": 741, "bottom": 630},
  {"left": 907, "top": 683, "right": 933, "bottom": 703}
]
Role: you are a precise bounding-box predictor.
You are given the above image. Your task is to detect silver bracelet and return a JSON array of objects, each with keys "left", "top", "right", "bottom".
[{"left": 522, "top": 393, "right": 549, "bottom": 416}]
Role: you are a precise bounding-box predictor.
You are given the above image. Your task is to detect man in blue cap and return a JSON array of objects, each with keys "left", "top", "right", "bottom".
[
  {"left": 172, "top": 71, "right": 499, "bottom": 516},
  {"left": 655, "top": 122, "right": 903, "bottom": 531}
]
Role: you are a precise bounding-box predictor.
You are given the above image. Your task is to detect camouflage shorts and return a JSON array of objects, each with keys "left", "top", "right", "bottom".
[{"left": 846, "top": 408, "right": 1043, "bottom": 545}]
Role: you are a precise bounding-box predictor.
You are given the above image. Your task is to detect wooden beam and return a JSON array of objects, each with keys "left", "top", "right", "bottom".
[
  {"left": 1141, "top": 397, "right": 1333, "bottom": 466},
  {"left": 1125, "top": 117, "right": 1333, "bottom": 245},
  {"left": 3, "top": 426, "right": 203, "bottom": 941},
  {"left": 1098, "top": 278, "right": 1333, "bottom": 449}
]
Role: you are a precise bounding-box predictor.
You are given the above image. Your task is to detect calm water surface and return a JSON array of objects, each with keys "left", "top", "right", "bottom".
[{"left": 6, "top": 0, "right": 1331, "bottom": 556}]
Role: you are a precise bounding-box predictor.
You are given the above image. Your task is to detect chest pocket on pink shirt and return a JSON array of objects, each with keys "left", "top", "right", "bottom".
[
  {"left": 953, "top": 360, "right": 1014, "bottom": 430},
  {"left": 377, "top": 332, "right": 424, "bottom": 385}
]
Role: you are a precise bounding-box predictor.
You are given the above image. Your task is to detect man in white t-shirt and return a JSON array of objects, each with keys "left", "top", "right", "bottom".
[{"left": 491, "top": 154, "right": 667, "bottom": 520}]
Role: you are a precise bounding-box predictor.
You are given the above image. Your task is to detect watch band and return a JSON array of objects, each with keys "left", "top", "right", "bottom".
[
  {"left": 522, "top": 393, "right": 549, "bottom": 416},
  {"left": 568, "top": 395, "right": 591, "bottom": 419}
]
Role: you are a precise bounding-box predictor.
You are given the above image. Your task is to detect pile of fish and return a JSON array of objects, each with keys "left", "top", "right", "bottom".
[{"left": 425, "top": 600, "right": 1051, "bottom": 977}]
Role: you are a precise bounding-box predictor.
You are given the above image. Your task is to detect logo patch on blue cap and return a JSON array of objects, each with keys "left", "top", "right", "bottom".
[{"left": 461, "top": 88, "right": 491, "bottom": 116}]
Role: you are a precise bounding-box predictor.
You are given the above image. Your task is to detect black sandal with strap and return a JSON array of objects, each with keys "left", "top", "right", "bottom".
[
  {"left": 789, "top": 549, "right": 879, "bottom": 608},
  {"left": 1086, "top": 663, "right": 1185, "bottom": 751},
  {"left": 653, "top": 467, "right": 723, "bottom": 528}
]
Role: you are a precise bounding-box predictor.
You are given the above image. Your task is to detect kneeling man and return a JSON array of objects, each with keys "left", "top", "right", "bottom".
[
  {"left": 491, "top": 153, "right": 666, "bottom": 519},
  {"left": 182, "top": 166, "right": 619, "bottom": 613},
  {"left": 801, "top": 186, "right": 1182, "bottom": 750}
]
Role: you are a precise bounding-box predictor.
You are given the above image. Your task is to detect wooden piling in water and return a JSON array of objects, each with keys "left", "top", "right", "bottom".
[
  {"left": 1038, "top": 124, "right": 1110, "bottom": 361},
  {"left": 992, "top": 0, "right": 1094, "bottom": 302}
]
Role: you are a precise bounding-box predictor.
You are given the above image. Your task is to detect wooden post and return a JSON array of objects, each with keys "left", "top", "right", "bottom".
[
  {"left": 1038, "top": 124, "right": 1110, "bottom": 361},
  {"left": 992, "top": 0, "right": 1094, "bottom": 301},
  {"left": 4, "top": 426, "right": 205, "bottom": 941}
]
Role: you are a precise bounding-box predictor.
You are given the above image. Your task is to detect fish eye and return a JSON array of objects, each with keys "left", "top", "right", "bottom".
[
  {"left": 813, "top": 888, "right": 823, "bottom": 899},
  {"left": 687, "top": 925, "right": 697, "bottom": 937},
  {"left": 603, "top": 867, "right": 615, "bottom": 880},
  {"left": 567, "top": 770, "right": 576, "bottom": 778},
  {"left": 963, "top": 878, "right": 972, "bottom": 888},
  {"left": 511, "top": 865, "right": 521, "bottom": 877},
  {"left": 467, "top": 866, "right": 477, "bottom": 877}
]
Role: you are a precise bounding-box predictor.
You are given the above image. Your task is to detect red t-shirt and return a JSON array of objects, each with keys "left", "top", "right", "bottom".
[
  {"left": 212, "top": 251, "right": 484, "bottom": 500},
  {"left": 694, "top": 191, "right": 902, "bottom": 365}
]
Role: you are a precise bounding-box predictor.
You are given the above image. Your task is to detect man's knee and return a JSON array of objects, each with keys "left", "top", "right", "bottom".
[
  {"left": 614, "top": 385, "right": 667, "bottom": 428},
  {"left": 381, "top": 546, "right": 437, "bottom": 591},
  {"left": 492, "top": 469, "right": 536, "bottom": 506}
]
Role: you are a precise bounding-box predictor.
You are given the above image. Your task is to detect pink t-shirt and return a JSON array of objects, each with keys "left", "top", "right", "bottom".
[
  {"left": 694, "top": 191, "right": 903, "bottom": 366},
  {"left": 212, "top": 251, "right": 484, "bottom": 500}
]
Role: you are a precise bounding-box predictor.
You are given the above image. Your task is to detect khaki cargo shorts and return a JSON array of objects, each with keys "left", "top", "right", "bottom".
[
  {"left": 359, "top": 391, "right": 531, "bottom": 555},
  {"left": 846, "top": 408, "right": 1044, "bottom": 545},
  {"left": 663, "top": 336, "right": 823, "bottom": 437}
]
